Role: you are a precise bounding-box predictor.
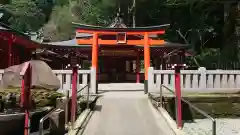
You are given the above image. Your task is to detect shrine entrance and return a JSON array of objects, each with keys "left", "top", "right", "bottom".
[
  {"left": 33, "top": 21, "right": 189, "bottom": 94},
  {"left": 37, "top": 21, "right": 189, "bottom": 94},
  {"left": 100, "top": 56, "right": 127, "bottom": 83},
  {"left": 98, "top": 46, "right": 140, "bottom": 83},
  {"left": 73, "top": 23, "right": 170, "bottom": 93}
]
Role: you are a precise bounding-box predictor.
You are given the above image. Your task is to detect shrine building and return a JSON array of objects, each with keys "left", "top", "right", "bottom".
[
  {"left": 0, "top": 17, "right": 190, "bottom": 93},
  {"left": 39, "top": 17, "right": 189, "bottom": 91}
]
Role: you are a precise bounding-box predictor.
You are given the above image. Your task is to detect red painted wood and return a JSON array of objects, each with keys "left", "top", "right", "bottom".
[
  {"left": 20, "top": 62, "right": 32, "bottom": 135},
  {"left": 24, "top": 110, "right": 30, "bottom": 135},
  {"left": 0, "top": 31, "right": 39, "bottom": 49},
  {"left": 71, "top": 67, "right": 78, "bottom": 124},
  {"left": 136, "top": 52, "right": 140, "bottom": 83},
  {"left": 8, "top": 37, "right": 12, "bottom": 67},
  {"left": 174, "top": 66, "right": 182, "bottom": 129},
  {"left": 12, "top": 46, "right": 16, "bottom": 65}
]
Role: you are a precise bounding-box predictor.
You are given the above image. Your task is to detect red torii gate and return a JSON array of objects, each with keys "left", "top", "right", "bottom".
[{"left": 74, "top": 23, "right": 169, "bottom": 93}]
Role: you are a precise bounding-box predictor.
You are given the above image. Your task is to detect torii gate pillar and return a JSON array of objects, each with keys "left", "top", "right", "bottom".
[
  {"left": 144, "top": 33, "right": 150, "bottom": 94},
  {"left": 91, "top": 33, "right": 98, "bottom": 94}
]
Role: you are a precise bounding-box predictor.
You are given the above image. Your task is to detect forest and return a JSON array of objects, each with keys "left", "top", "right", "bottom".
[{"left": 0, "top": 0, "right": 240, "bottom": 69}]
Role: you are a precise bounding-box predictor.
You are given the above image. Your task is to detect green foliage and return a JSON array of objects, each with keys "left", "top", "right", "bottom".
[
  {"left": 54, "top": 0, "right": 69, "bottom": 6},
  {"left": 76, "top": 0, "right": 117, "bottom": 25},
  {"left": 0, "top": 88, "right": 64, "bottom": 107},
  {"left": 4, "top": 0, "right": 45, "bottom": 32},
  {"left": 0, "top": 0, "right": 10, "bottom": 5},
  {"left": 1, "top": 0, "right": 240, "bottom": 67}
]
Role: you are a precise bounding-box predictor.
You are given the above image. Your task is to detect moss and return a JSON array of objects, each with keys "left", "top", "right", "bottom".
[
  {"left": 0, "top": 88, "right": 64, "bottom": 108},
  {"left": 149, "top": 93, "right": 240, "bottom": 120}
]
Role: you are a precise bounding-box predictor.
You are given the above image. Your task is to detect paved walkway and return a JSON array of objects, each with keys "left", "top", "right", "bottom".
[
  {"left": 98, "top": 83, "right": 144, "bottom": 91},
  {"left": 81, "top": 91, "right": 175, "bottom": 135}
]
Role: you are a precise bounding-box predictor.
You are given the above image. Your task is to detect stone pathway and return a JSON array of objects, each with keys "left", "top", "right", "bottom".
[
  {"left": 98, "top": 83, "right": 144, "bottom": 91},
  {"left": 81, "top": 91, "right": 175, "bottom": 135}
]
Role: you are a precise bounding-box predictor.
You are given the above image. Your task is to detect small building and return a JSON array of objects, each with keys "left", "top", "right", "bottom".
[{"left": 0, "top": 22, "right": 40, "bottom": 69}]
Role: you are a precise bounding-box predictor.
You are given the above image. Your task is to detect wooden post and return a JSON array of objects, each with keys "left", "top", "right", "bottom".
[
  {"left": 156, "top": 57, "right": 160, "bottom": 70},
  {"left": 71, "top": 66, "right": 78, "bottom": 125},
  {"left": 15, "top": 47, "right": 20, "bottom": 64},
  {"left": 144, "top": 32, "right": 150, "bottom": 94},
  {"left": 136, "top": 51, "right": 140, "bottom": 83},
  {"left": 8, "top": 36, "right": 13, "bottom": 67},
  {"left": 129, "top": 61, "right": 133, "bottom": 73},
  {"left": 162, "top": 53, "right": 166, "bottom": 70},
  {"left": 91, "top": 32, "right": 98, "bottom": 93},
  {"left": 174, "top": 65, "right": 183, "bottom": 129},
  {"left": 16, "top": 54, "right": 20, "bottom": 64},
  {"left": 20, "top": 62, "right": 32, "bottom": 135},
  {"left": 12, "top": 47, "right": 16, "bottom": 65}
]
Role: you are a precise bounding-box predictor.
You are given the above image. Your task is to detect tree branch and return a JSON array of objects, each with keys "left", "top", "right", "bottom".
[{"left": 176, "top": 28, "right": 189, "bottom": 44}]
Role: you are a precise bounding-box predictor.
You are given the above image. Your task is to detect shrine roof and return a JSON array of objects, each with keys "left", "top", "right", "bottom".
[
  {"left": 0, "top": 22, "right": 40, "bottom": 49},
  {"left": 109, "top": 17, "right": 127, "bottom": 28},
  {"left": 73, "top": 22, "right": 170, "bottom": 32},
  {"left": 74, "top": 17, "right": 158, "bottom": 38},
  {"left": 44, "top": 39, "right": 78, "bottom": 46},
  {"left": 0, "top": 22, "right": 30, "bottom": 39},
  {"left": 41, "top": 18, "right": 186, "bottom": 48},
  {"left": 149, "top": 42, "right": 188, "bottom": 48},
  {"left": 42, "top": 38, "right": 90, "bottom": 48},
  {"left": 42, "top": 39, "right": 188, "bottom": 48}
]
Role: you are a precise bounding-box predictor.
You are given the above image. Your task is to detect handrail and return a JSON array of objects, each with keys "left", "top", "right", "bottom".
[
  {"left": 73, "top": 84, "right": 90, "bottom": 127},
  {"left": 77, "top": 84, "right": 89, "bottom": 98},
  {"left": 160, "top": 84, "right": 216, "bottom": 135},
  {"left": 76, "top": 83, "right": 90, "bottom": 116},
  {"left": 39, "top": 98, "right": 69, "bottom": 135},
  {"left": 39, "top": 83, "right": 91, "bottom": 135}
]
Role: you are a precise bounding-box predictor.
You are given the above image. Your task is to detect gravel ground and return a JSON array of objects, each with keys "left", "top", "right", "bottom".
[{"left": 183, "top": 118, "right": 240, "bottom": 135}]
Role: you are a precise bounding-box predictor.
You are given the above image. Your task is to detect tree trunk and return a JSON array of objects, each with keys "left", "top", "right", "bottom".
[{"left": 222, "top": 2, "right": 239, "bottom": 60}]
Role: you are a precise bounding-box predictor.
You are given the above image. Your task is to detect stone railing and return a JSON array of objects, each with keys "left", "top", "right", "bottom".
[
  {"left": 52, "top": 70, "right": 91, "bottom": 93},
  {"left": 148, "top": 67, "right": 240, "bottom": 93}
]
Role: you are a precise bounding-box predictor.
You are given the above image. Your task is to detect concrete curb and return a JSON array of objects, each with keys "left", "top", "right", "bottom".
[
  {"left": 67, "top": 109, "right": 91, "bottom": 135},
  {"left": 67, "top": 95, "right": 99, "bottom": 135},
  {"left": 158, "top": 107, "right": 185, "bottom": 135},
  {"left": 75, "top": 109, "right": 94, "bottom": 135},
  {"left": 148, "top": 99, "right": 185, "bottom": 135}
]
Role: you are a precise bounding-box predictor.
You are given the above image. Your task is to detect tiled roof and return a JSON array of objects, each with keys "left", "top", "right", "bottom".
[{"left": 44, "top": 39, "right": 79, "bottom": 47}]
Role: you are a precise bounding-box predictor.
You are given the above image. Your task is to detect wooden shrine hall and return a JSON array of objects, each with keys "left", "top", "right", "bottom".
[
  {"left": 0, "top": 16, "right": 190, "bottom": 85},
  {"left": 0, "top": 22, "right": 40, "bottom": 69},
  {"left": 40, "top": 17, "right": 189, "bottom": 85}
]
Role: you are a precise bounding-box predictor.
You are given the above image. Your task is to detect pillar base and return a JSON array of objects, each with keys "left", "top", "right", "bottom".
[
  {"left": 90, "top": 67, "right": 97, "bottom": 94},
  {"left": 144, "top": 80, "right": 148, "bottom": 94},
  {"left": 96, "top": 81, "right": 98, "bottom": 94}
]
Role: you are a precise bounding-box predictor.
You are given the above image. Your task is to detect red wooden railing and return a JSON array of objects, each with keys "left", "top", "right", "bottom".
[{"left": 20, "top": 62, "right": 32, "bottom": 135}]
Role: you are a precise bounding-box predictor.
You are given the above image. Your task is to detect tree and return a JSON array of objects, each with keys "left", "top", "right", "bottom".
[
  {"left": 2, "top": 0, "right": 239, "bottom": 69},
  {"left": 5, "top": 0, "right": 46, "bottom": 32},
  {"left": 75, "top": 0, "right": 118, "bottom": 25}
]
